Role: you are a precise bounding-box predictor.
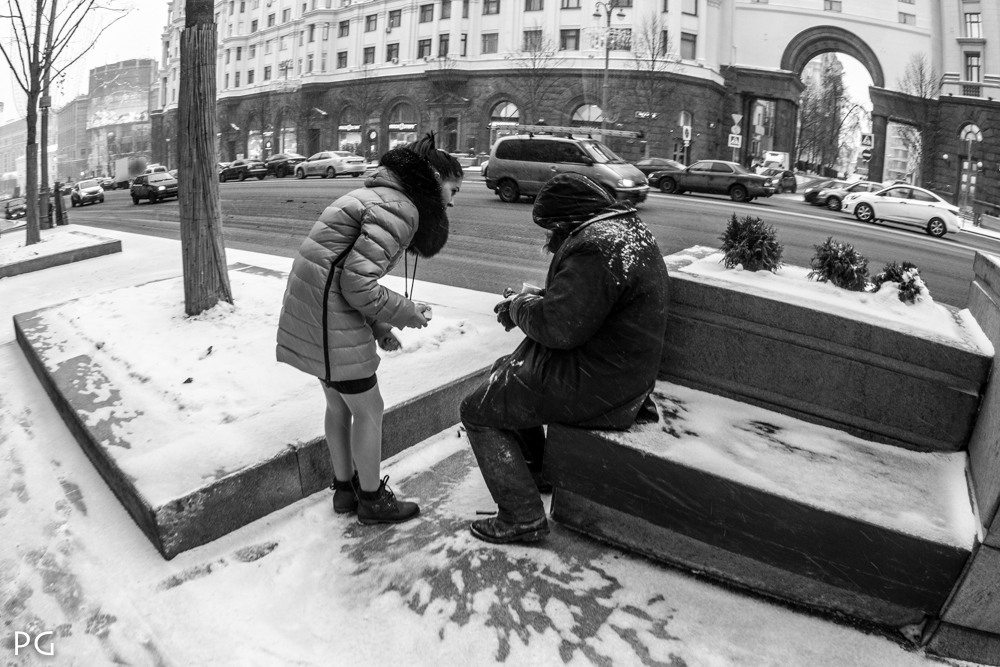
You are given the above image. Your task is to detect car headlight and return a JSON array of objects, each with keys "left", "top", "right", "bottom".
[
  {"left": 158, "top": 185, "right": 166, "bottom": 191},
  {"left": 764, "top": 179, "right": 772, "bottom": 186},
  {"left": 618, "top": 179, "right": 635, "bottom": 188}
]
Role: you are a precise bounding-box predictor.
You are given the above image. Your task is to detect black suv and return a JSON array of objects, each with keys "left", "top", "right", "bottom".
[
  {"left": 131, "top": 173, "right": 179, "bottom": 204},
  {"left": 264, "top": 152, "right": 306, "bottom": 178}
]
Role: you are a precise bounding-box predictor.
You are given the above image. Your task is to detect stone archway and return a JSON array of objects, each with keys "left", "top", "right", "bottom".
[{"left": 780, "top": 26, "right": 884, "bottom": 89}]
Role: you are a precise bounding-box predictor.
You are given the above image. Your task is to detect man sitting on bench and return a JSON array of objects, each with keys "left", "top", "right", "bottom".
[{"left": 460, "top": 172, "right": 670, "bottom": 544}]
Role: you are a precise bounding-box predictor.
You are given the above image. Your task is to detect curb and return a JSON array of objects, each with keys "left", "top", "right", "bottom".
[{"left": 0, "top": 233, "right": 121, "bottom": 279}]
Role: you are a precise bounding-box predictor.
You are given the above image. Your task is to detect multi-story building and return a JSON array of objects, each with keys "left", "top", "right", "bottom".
[
  {"left": 86, "top": 59, "right": 158, "bottom": 177},
  {"left": 0, "top": 119, "right": 27, "bottom": 195},
  {"left": 151, "top": 0, "right": 1000, "bottom": 206},
  {"left": 56, "top": 96, "right": 91, "bottom": 183}
]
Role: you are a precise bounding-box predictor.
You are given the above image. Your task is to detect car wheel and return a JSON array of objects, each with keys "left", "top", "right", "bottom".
[
  {"left": 729, "top": 184, "right": 748, "bottom": 202},
  {"left": 238, "top": 170, "right": 247, "bottom": 182},
  {"left": 327, "top": 167, "right": 337, "bottom": 179},
  {"left": 70, "top": 199, "right": 77, "bottom": 207},
  {"left": 659, "top": 178, "right": 677, "bottom": 194},
  {"left": 826, "top": 196, "right": 841, "bottom": 211},
  {"left": 497, "top": 179, "right": 520, "bottom": 203},
  {"left": 296, "top": 169, "right": 305, "bottom": 179},
  {"left": 277, "top": 166, "right": 286, "bottom": 178},
  {"left": 132, "top": 195, "right": 140, "bottom": 205},
  {"left": 926, "top": 217, "right": 947, "bottom": 237},
  {"left": 219, "top": 173, "right": 226, "bottom": 182},
  {"left": 790, "top": 185, "right": 797, "bottom": 194},
  {"left": 149, "top": 192, "right": 158, "bottom": 204},
  {"left": 256, "top": 173, "right": 265, "bottom": 180},
  {"left": 854, "top": 202, "right": 874, "bottom": 222},
  {"left": 99, "top": 197, "right": 104, "bottom": 203},
  {"left": 353, "top": 173, "right": 362, "bottom": 177}
]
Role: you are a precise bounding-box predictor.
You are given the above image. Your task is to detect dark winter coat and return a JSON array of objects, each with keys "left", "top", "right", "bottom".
[
  {"left": 497, "top": 173, "right": 670, "bottom": 428},
  {"left": 275, "top": 148, "right": 448, "bottom": 382}
]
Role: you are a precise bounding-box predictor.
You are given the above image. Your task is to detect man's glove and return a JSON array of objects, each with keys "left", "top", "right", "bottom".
[{"left": 494, "top": 298, "right": 516, "bottom": 331}]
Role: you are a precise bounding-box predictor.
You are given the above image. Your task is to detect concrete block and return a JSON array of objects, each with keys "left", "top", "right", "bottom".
[
  {"left": 925, "top": 622, "right": 1000, "bottom": 666},
  {"left": 975, "top": 251, "right": 1000, "bottom": 298},
  {"left": 0, "top": 233, "right": 121, "bottom": 278},
  {"left": 660, "top": 252, "right": 991, "bottom": 452},
  {"left": 942, "top": 544, "right": 1000, "bottom": 635},
  {"left": 966, "top": 276, "right": 1000, "bottom": 541}
]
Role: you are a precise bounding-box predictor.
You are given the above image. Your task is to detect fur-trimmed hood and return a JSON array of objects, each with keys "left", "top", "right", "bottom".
[{"left": 368, "top": 147, "right": 450, "bottom": 257}]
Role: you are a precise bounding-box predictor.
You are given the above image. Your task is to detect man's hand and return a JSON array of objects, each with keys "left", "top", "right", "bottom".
[{"left": 494, "top": 299, "right": 516, "bottom": 332}]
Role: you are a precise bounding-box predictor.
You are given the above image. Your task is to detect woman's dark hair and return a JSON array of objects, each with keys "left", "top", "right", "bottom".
[{"left": 405, "top": 132, "right": 464, "bottom": 181}]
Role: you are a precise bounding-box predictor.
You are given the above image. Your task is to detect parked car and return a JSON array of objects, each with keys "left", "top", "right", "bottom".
[
  {"left": 70, "top": 179, "right": 105, "bottom": 207},
  {"left": 220, "top": 159, "right": 268, "bottom": 182},
  {"left": 3, "top": 196, "right": 53, "bottom": 220},
  {"left": 265, "top": 152, "right": 307, "bottom": 178},
  {"left": 802, "top": 179, "right": 846, "bottom": 205},
  {"left": 842, "top": 185, "right": 961, "bottom": 238},
  {"left": 130, "top": 172, "right": 179, "bottom": 204},
  {"left": 144, "top": 164, "right": 168, "bottom": 175},
  {"left": 485, "top": 134, "right": 649, "bottom": 204},
  {"left": 295, "top": 151, "right": 366, "bottom": 179},
  {"left": 813, "top": 180, "right": 882, "bottom": 211},
  {"left": 652, "top": 160, "right": 775, "bottom": 202},
  {"left": 632, "top": 158, "right": 685, "bottom": 188},
  {"left": 759, "top": 168, "right": 797, "bottom": 193},
  {"left": 99, "top": 177, "right": 115, "bottom": 190}
]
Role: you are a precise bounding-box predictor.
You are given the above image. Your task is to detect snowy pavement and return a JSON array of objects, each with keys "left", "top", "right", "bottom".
[{"left": 0, "top": 226, "right": 984, "bottom": 666}]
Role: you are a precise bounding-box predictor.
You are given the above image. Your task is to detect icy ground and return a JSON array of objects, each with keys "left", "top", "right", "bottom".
[{"left": 0, "top": 226, "right": 983, "bottom": 666}]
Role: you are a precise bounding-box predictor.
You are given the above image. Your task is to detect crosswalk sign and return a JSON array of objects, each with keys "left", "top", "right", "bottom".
[
  {"left": 728, "top": 134, "right": 743, "bottom": 148},
  {"left": 861, "top": 134, "right": 874, "bottom": 148}
]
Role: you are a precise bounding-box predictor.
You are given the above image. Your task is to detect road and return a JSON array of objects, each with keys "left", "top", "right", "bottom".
[{"left": 63, "top": 176, "right": 1000, "bottom": 309}]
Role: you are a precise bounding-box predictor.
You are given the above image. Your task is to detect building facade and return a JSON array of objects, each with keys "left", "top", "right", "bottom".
[
  {"left": 56, "top": 96, "right": 91, "bottom": 183},
  {"left": 151, "top": 0, "right": 1000, "bottom": 206},
  {"left": 86, "top": 59, "right": 159, "bottom": 178}
]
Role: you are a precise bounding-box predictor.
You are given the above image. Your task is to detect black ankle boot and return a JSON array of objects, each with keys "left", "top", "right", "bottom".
[
  {"left": 355, "top": 476, "right": 420, "bottom": 525},
  {"left": 470, "top": 516, "right": 549, "bottom": 544},
  {"left": 331, "top": 472, "right": 359, "bottom": 514}
]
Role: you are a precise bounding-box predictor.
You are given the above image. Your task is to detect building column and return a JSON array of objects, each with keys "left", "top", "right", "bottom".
[
  {"left": 869, "top": 113, "right": 888, "bottom": 183},
  {"left": 774, "top": 99, "right": 798, "bottom": 166}
]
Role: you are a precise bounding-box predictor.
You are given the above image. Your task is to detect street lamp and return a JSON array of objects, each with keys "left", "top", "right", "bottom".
[{"left": 593, "top": 0, "right": 626, "bottom": 132}]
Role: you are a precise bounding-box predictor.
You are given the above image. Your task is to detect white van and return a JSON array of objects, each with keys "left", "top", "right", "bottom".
[{"left": 144, "top": 164, "right": 168, "bottom": 175}]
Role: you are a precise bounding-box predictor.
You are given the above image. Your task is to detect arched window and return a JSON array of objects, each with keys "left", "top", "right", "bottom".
[
  {"left": 489, "top": 101, "right": 520, "bottom": 147},
  {"left": 387, "top": 102, "right": 418, "bottom": 149},
  {"left": 572, "top": 104, "right": 604, "bottom": 126},
  {"left": 338, "top": 107, "right": 362, "bottom": 154}
]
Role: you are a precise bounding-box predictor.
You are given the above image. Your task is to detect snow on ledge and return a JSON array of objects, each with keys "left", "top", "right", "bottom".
[{"left": 0, "top": 228, "right": 111, "bottom": 266}]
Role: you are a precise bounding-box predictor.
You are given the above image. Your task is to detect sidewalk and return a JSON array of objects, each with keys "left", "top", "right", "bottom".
[{"left": 0, "top": 226, "right": 979, "bottom": 666}]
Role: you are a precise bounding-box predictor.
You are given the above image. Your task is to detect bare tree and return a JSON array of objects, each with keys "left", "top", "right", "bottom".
[
  {"left": 797, "top": 54, "right": 856, "bottom": 174},
  {"left": 896, "top": 52, "right": 942, "bottom": 185},
  {"left": 178, "top": 0, "right": 232, "bottom": 315},
  {"left": 629, "top": 13, "right": 677, "bottom": 156},
  {"left": 338, "top": 64, "right": 385, "bottom": 159},
  {"left": 502, "top": 31, "right": 565, "bottom": 124},
  {"left": 0, "top": 0, "right": 127, "bottom": 244}
]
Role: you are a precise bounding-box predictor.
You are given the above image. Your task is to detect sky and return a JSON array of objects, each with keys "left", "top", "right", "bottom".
[{"left": 0, "top": 0, "right": 169, "bottom": 126}]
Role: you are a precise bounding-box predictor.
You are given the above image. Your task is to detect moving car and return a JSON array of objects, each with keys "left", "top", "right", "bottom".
[
  {"left": 99, "top": 177, "right": 116, "bottom": 190},
  {"left": 70, "top": 179, "right": 105, "bottom": 207},
  {"left": 265, "top": 152, "right": 307, "bottom": 178},
  {"left": 486, "top": 134, "right": 649, "bottom": 204},
  {"left": 220, "top": 159, "right": 268, "bottom": 181},
  {"left": 295, "top": 151, "right": 366, "bottom": 179},
  {"left": 812, "top": 180, "right": 882, "bottom": 211},
  {"left": 130, "top": 172, "right": 179, "bottom": 204},
  {"left": 4, "top": 197, "right": 26, "bottom": 220},
  {"left": 652, "top": 160, "right": 775, "bottom": 202},
  {"left": 760, "top": 168, "right": 797, "bottom": 193},
  {"left": 842, "top": 184, "right": 961, "bottom": 238},
  {"left": 633, "top": 158, "right": 685, "bottom": 189},
  {"left": 144, "top": 164, "right": 168, "bottom": 175}
]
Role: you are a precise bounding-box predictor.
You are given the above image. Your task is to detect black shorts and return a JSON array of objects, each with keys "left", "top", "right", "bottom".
[{"left": 321, "top": 374, "right": 377, "bottom": 394}]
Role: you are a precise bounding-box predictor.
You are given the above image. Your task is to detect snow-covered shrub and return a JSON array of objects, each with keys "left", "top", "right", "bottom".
[
  {"left": 872, "top": 261, "right": 928, "bottom": 304},
  {"left": 807, "top": 237, "right": 870, "bottom": 292},
  {"left": 718, "top": 213, "right": 784, "bottom": 273}
]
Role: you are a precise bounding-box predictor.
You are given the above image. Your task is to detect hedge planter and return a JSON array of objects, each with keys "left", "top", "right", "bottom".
[{"left": 660, "top": 247, "right": 993, "bottom": 453}]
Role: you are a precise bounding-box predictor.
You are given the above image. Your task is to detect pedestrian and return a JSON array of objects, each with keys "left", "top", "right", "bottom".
[
  {"left": 276, "top": 132, "right": 463, "bottom": 525},
  {"left": 460, "top": 173, "right": 670, "bottom": 544}
]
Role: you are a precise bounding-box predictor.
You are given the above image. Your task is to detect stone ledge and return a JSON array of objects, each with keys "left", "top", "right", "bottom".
[{"left": 0, "top": 234, "right": 121, "bottom": 279}]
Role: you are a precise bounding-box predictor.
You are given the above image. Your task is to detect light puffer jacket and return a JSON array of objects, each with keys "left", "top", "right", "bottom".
[{"left": 276, "top": 151, "right": 448, "bottom": 382}]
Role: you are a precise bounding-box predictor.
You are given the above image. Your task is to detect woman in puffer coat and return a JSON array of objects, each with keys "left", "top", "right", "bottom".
[
  {"left": 276, "top": 133, "right": 463, "bottom": 525},
  {"left": 460, "top": 172, "right": 669, "bottom": 544}
]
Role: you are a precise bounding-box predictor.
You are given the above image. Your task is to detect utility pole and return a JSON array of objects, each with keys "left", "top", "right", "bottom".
[{"left": 39, "top": 0, "right": 58, "bottom": 230}]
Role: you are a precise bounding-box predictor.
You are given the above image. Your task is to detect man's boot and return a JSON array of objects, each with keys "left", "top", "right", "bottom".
[
  {"left": 471, "top": 516, "right": 549, "bottom": 544},
  {"left": 355, "top": 475, "right": 420, "bottom": 525},
  {"left": 331, "top": 472, "right": 359, "bottom": 514}
]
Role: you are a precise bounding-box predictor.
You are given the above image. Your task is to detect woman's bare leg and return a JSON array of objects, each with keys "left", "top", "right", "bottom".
[
  {"left": 338, "top": 383, "right": 384, "bottom": 491},
  {"left": 322, "top": 384, "right": 355, "bottom": 482}
]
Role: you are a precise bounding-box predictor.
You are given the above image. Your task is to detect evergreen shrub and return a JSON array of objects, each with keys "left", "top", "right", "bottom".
[
  {"left": 872, "top": 261, "right": 928, "bottom": 304},
  {"left": 719, "top": 213, "right": 784, "bottom": 273},
  {"left": 807, "top": 237, "right": 870, "bottom": 291}
]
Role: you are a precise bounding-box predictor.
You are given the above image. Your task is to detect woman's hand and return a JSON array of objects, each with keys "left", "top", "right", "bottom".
[
  {"left": 403, "top": 309, "right": 429, "bottom": 329},
  {"left": 378, "top": 330, "right": 402, "bottom": 351}
]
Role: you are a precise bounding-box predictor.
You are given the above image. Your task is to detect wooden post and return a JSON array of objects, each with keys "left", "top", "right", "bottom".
[{"left": 178, "top": 0, "right": 232, "bottom": 316}]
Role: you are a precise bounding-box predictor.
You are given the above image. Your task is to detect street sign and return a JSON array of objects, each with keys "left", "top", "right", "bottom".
[
  {"left": 682, "top": 125, "right": 692, "bottom": 141},
  {"left": 861, "top": 134, "right": 874, "bottom": 148},
  {"left": 634, "top": 111, "right": 659, "bottom": 119},
  {"left": 861, "top": 148, "right": 873, "bottom": 162},
  {"left": 728, "top": 134, "right": 743, "bottom": 148},
  {"left": 732, "top": 114, "right": 743, "bottom": 124},
  {"left": 731, "top": 124, "right": 742, "bottom": 134}
]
